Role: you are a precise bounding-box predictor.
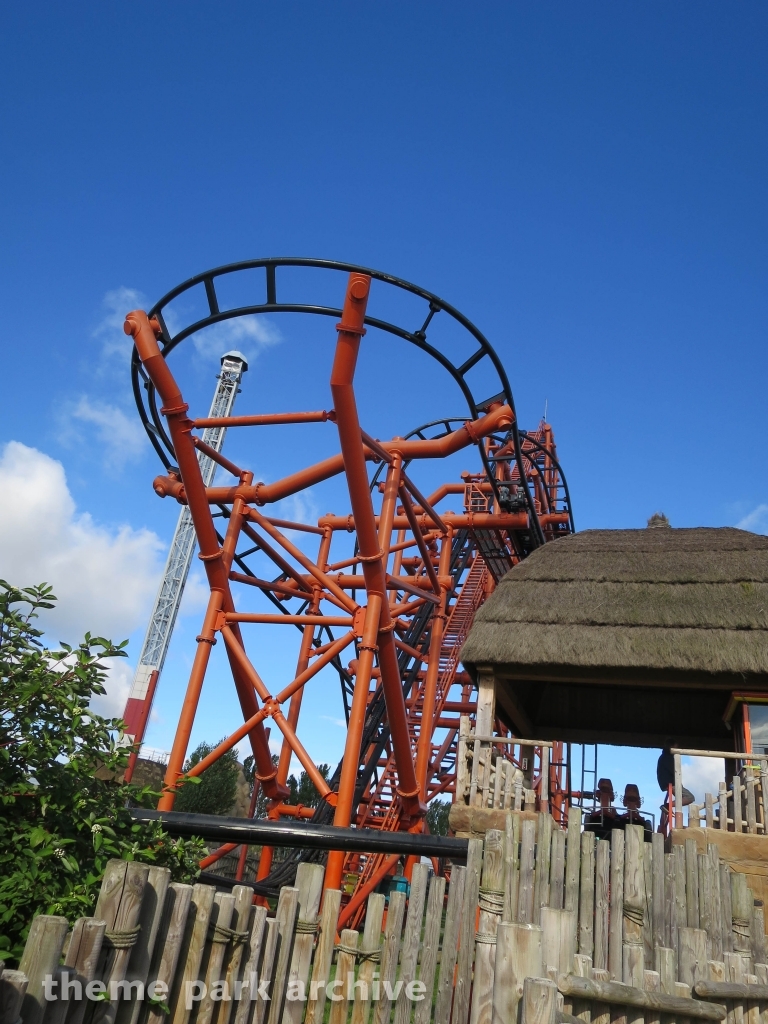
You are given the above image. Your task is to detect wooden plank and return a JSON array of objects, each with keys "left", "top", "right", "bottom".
[
  {"left": 675, "top": 845, "right": 688, "bottom": 943},
  {"left": 579, "top": 831, "right": 596, "bottom": 959},
  {"left": 664, "top": 852, "right": 677, "bottom": 955},
  {"left": 328, "top": 929, "right": 358, "bottom": 1024},
  {"left": 232, "top": 905, "right": 268, "bottom": 1024},
  {"left": 656, "top": 946, "right": 676, "bottom": 994},
  {"left": 470, "top": 831, "right": 505, "bottom": 1024},
  {"left": 457, "top": 715, "right": 470, "bottom": 805},
  {"left": 565, "top": 808, "right": 583, "bottom": 915},
  {"left": 623, "top": 826, "right": 645, "bottom": 952},
  {"left": 350, "top": 891, "right": 386, "bottom": 1024},
  {"left": 452, "top": 838, "right": 483, "bottom": 1024},
  {"left": 414, "top": 875, "right": 446, "bottom": 1024},
  {"left": 751, "top": 905, "right": 766, "bottom": 967},
  {"left": 726, "top": 950, "right": 746, "bottom": 1024},
  {"left": 434, "top": 866, "right": 466, "bottom": 1024},
  {"left": 707, "top": 793, "right": 716, "bottom": 830},
  {"left": 610, "top": 829, "right": 625, "bottom": 982},
  {"left": 282, "top": 864, "right": 325, "bottom": 1024},
  {"left": 0, "top": 970, "right": 28, "bottom": 1024},
  {"left": 747, "top": 774, "right": 758, "bottom": 836},
  {"left": 686, "top": 840, "right": 701, "bottom": 929},
  {"left": 535, "top": 814, "right": 554, "bottom": 922},
  {"left": 196, "top": 892, "right": 236, "bottom": 1024},
  {"left": 699, "top": 854, "right": 713, "bottom": 955},
  {"left": 722, "top": 864, "right": 735, "bottom": 955},
  {"left": 217, "top": 885, "right": 254, "bottom": 1024},
  {"left": 594, "top": 840, "right": 610, "bottom": 973},
  {"left": 265, "top": 887, "right": 299, "bottom": 1024},
  {"left": 63, "top": 918, "right": 107, "bottom": 1024},
  {"left": 503, "top": 812, "right": 520, "bottom": 924},
  {"left": 644, "top": 841, "right": 654, "bottom": 967},
  {"left": 169, "top": 883, "right": 216, "bottom": 1024},
  {"left": 372, "top": 889, "right": 406, "bottom": 1024},
  {"left": 491, "top": 923, "right": 543, "bottom": 1024},
  {"left": 710, "top": 845, "right": 724, "bottom": 964},
  {"left": 518, "top": 819, "right": 537, "bottom": 925},
  {"left": 572, "top": 954, "right": 592, "bottom": 1024},
  {"left": 551, "top": 828, "right": 566, "bottom": 913},
  {"left": 731, "top": 873, "right": 753, "bottom": 957},
  {"left": 643, "top": 970, "right": 661, "bottom": 1024},
  {"left": 143, "top": 884, "right": 193, "bottom": 1024},
  {"left": 734, "top": 779, "right": 744, "bottom": 835},
  {"left": 542, "top": 909, "right": 576, "bottom": 976},
  {"left": 521, "top": 978, "right": 557, "bottom": 1024},
  {"left": 254, "top": 920, "right": 279, "bottom": 1024},
  {"left": 651, "top": 835, "right": 665, "bottom": 957},
  {"left": 679, "top": 928, "right": 709, "bottom": 990},
  {"left": 115, "top": 865, "right": 171, "bottom": 1024},
  {"left": 395, "top": 862, "right": 429, "bottom": 1024},
  {"left": 304, "top": 889, "right": 341, "bottom": 1024},
  {"left": 89, "top": 861, "right": 151, "bottom": 1024},
  {"left": 18, "top": 917, "right": 69, "bottom": 1024},
  {"left": 556, "top": 975, "right": 726, "bottom": 1021},
  {"left": 720, "top": 783, "right": 730, "bottom": 830},
  {"left": 623, "top": 942, "right": 644, "bottom": 987}
]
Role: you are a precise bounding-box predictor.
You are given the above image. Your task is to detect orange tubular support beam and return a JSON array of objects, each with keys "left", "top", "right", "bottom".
[
  {"left": 329, "top": 275, "right": 422, "bottom": 824},
  {"left": 128, "top": 257, "right": 575, "bottom": 904}
]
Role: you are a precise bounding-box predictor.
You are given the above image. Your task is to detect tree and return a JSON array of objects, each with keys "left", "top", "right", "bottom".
[
  {"left": 426, "top": 799, "right": 451, "bottom": 836},
  {"left": 175, "top": 741, "right": 240, "bottom": 815},
  {"left": 0, "top": 581, "right": 204, "bottom": 964},
  {"left": 287, "top": 764, "right": 330, "bottom": 808}
]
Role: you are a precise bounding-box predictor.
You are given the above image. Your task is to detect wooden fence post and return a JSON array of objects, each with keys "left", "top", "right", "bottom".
[
  {"left": 283, "top": 863, "right": 325, "bottom": 1024},
  {"left": 434, "top": 866, "right": 467, "bottom": 1024},
  {"left": 491, "top": 923, "right": 543, "bottom": 1024},
  {"left": 471, "top": 831, "right": 505, "bottom": 1024},
  {"left": 565, "top": 808, "right": 583, "bottom": 915},
  {"left": 609, "top": 829, "right": 625, "bottom": 982},
  {"left": 63, "top": 918, "right": 107, "bottom": 1024},
  {"left": 303, "top": 889, "right": 341, "bottom": 1024},
  {"left": 452, "top": 838, "right": 483, "bottom": 1024},
  {"left": 350, "top": 892, "right": 386, "bottom": 1024},
  {"left": 169, "top": 883, "right": 216, "bottom": 1024},
  {"left": 115, "top": 865, "right": 171, "bottom": 1024},
  {"left": 414, "top": 875, "right": 447, "bottom": 1024},
  {"left": 579, "top": 831, "right": 596, "bottom": 959},
  {"left": 372, "top": 889, "right": 406, "bottom": 1024},
  {"left": 395, "top": 862, "right": 429, "bottom": 1024},
  {"left": 142, "top": 884, "right": 192, "bottom": 1024},
  {"left": 521, "top": 978, "right": 557, "bottom": 1024},
  {"left": 18, "top": 915, "right": 69, "bottom": 1024},
  {"left": 265, "top": 886, "right": 299, "bottom": 1024}
]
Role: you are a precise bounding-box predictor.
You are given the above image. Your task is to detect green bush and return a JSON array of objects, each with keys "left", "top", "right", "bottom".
[
  {"left": 0, "top": 580, "right": 204, "bottom": 964},
  {"left": 175, "top": 740, "right": 240, "bottom": 815}
]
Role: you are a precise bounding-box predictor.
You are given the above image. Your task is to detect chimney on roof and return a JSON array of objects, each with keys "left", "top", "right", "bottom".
[{"left": 647, "top": 512, "right": 671, "bottom": 529}]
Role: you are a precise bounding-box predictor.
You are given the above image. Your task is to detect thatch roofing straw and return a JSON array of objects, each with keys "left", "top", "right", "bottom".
[{"left": 461, "top": 527, "right": 768, "bottom": 676}]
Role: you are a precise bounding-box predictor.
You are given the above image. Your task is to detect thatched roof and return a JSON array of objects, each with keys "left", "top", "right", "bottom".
[{"left": 461, "top": 528, "right": 768, "bottom": 679}]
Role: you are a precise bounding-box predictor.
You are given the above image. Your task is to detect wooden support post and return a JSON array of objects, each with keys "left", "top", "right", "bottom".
[
  {"left": 328, "top": 929, "right": 358, "bottom": 1024},
  {"left": 686, "top": 839, "right": 701, "bottom": 929},
  {"left": 491, "top": 923, "right": 543, "bottom": 1024},
  {"left": 452, "top": 838, "right": 483, "bottom": 1024},
  {"left": 734, "top": 779, "right": 744, "bottom": 835},
  {"left": 657, "top": 946, "right": 677, "bottom": 994},
  {"left": 595, "top": 839, "right": 610, "bottom": 973},
  {"left": 722, "top": 864, "right": 735, "bottom": 955},
  {"left": 350, "top": 893, "right": 386, "bottom": 1024},
  {"left": 265, "top": 886, "right": 299, "bottom": 1024},
  {"left": 434, "top": 866, "right": 466, "bottom": 1024},
  {"left": 283, "top": 863, "right": 325, "bottom": 1024},
  {"left": 373, "top": 890, "right": 407, "bottom": 1024},
  {"left": 541, "top": 909, "right": 576, "bottom": 976},
  {"left": 254, "top": 920, "right": 279, "bottom": 1024},
  {"left": 679, "top": 928, "right": 709, "bottom": 990},
  {"left": 169, "top": 883, "right": 216, "bottom": 1024},
  {"left": 115, "top": 866, "right": 171, "bottom": 1024},
  {"left": 303, "top": 889, "right": 341, "bottom": 1024},
  {"left": 710, "top": 845, "right": 725, "bottom": 963},
  {"left": 644, "top": 842, "right": 655, "bottom": 966},
  {"left": 580, "top": 831, "right": 596, "bottom": 959},
  {"left": 665, "top": 851, "right": 678, "bottom": 955},
  {"left": 504, "top": 812, "right": 520, "bottom": 924},
  {"left": 521, "top": 978, "right": 557, "bottom": 1024},
  {"left": 63, "top": 918, "right": 106, "bottom": 1024},
  {"left": 144, "top": 884, "right": 193, "bottom": 1024},
  {"left": 535, "top": 814, "right": 553, "bottom": 923},
  {"left": 395, "top": 862, "right": 429, "bottom": 1024},
  {"left": 720, "top": 783, "right": 729, "bottom": 830},
  {"left": 18, "top": 915, "right": 69, "bottom": 1024},
  {"left": 652, "top": 835, "right": 665, "bottom": 957},
  {"left": 470, "top": 831, "right": 506, "bottom": 1024},
  {"left": 732, "top": 873, "right": 754, "bottom": 958},
  {"left": 458, "top": 715, "right": 471, "bottom": 805},
  {"left": 643, "top": 969, "right": 661, "bottom": 1024},
  {"left": 675, "top": 754, "right": 684, "bottom": 830},
  {"left": 232, "top": 905, "right": 268, "bottom": 1024},
  {"left": 196, "top": 892, "right": 235, "bottom": 1024},
  {"left": 519, "top": 819, "right": 537, "bottom": 925},
  {"left": 0, "top": 971, "right": 28, "bottom": 1024},
  {"left": 609, "top": 829, "right": 625, "bottom": 982},
  {"left": 219, "top": 883, "right": 254, "bottom": 1024},
  {"left": 566, "top": 807, "right": 583, "bottom": 915},
  {"left": 414, "top": 875, "right": 447, "bottom": 1024},
  {"left": 551, "top": 827, "right": 566, "bottom": 912}
]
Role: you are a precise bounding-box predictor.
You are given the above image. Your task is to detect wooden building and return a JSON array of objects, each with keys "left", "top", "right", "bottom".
[{"left": 460, "top": 525, "right": 768, "bottom": 752}]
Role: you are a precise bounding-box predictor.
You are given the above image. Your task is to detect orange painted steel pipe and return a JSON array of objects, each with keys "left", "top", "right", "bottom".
[
  {"left": 192, "top": 436, "right": 244, "bottom": 479},
  {"left": 415, "top": 535, "right": 452, "bottom": 789},
  {"left": 126, "top": 312, "right": 280, "bottom": 804},
  {"left": 224, "top": 613, "right": 355, "bottom": 627},
  {"left": 329, "top": 274, "right": 421, "bottom": 820},
  {"left": 397, "top": 485, "right": 441, "bottom": 595},
  {"left": 199, "top": 842, "right": 239, "bottom": 869},
  {"left": 150, "top": 403, "right": 514, "bottom": 508},
  {"left": 193, "top": 410, "right": 334, "bottom": 428}
]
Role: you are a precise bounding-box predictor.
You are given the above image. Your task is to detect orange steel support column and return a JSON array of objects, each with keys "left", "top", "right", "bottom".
[
  {"left": 125, "top": 312, "right": 281, "bottom": 805},
  {"left": 328, "top": 275, "right": 422, "bottom": 818}
]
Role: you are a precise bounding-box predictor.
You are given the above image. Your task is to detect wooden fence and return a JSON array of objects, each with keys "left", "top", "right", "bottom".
[
  {"left": 672, "top": 749, "right": 768, "bottom": 835},
  {"left": 5, "top": 813, "right": 768, "bottom": 1024}
]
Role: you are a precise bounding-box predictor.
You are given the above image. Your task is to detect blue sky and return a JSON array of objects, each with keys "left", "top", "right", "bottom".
[{"left": 1, "top": 3, "right": 766, "bottom": 811}]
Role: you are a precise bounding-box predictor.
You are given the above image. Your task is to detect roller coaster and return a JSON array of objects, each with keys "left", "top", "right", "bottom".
[{"left": 125, "top": 259, "right": 574, "bottom": 918}]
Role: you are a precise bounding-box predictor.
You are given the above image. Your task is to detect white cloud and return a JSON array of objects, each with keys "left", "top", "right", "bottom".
[
  {"left": 179, "top": 568, "right": 210, "bottom": 618},
  {"left": 90, "top": 658, "right": 135, "bottom": 719},
  {"left": 93, "top": 286, "right": 147, "bottom": 365},
  {"left": 0, "top": 441, "right": 164, "bottom": 645},
  {"left": 321, "top": 715, "right": 347, "bottom": 729},
  {"left": 192, "top": 315, "right": 281, "bottom": 364},
  {"left": 681, "top": 755, "right": 726, "bottom": 804},
  {"left": 738, "top": 505, "right": 768, "bottom": 534},
  {"left": 65, "top": 396, "right": 148, "bottom": 467}
]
